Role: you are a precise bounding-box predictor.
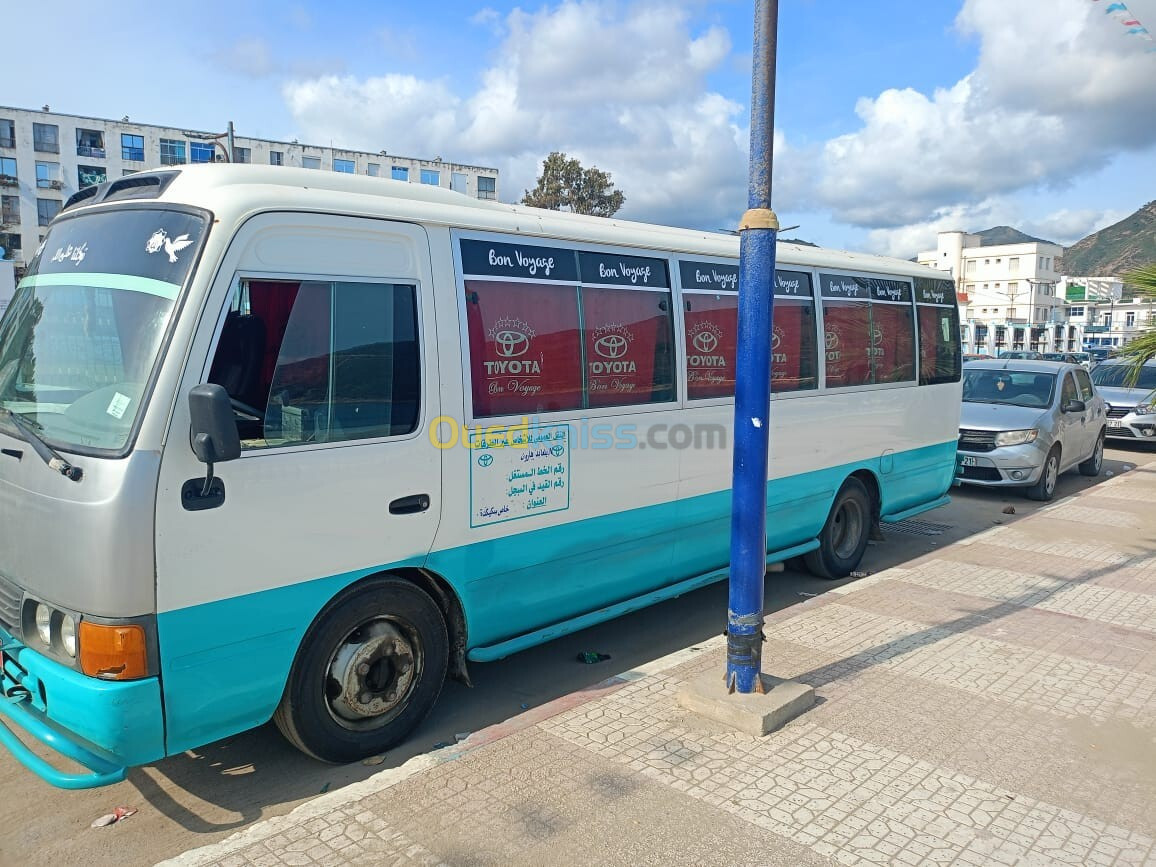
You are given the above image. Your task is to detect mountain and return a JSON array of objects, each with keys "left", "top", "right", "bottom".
[
  {"left": 974, "top": 226, "right": 1057, "bottom": 246},
  {"left": 1059, "top": 201, "right": 1156, "bottom": 284}
]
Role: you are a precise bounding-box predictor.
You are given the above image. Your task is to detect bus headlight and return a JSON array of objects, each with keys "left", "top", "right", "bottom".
[
  {"left": 994, "top": 429, "right": 1039, "bottom": 447},
  {"left": 35, "top": 603, "right": 52, "bottom": 646},
  {"left": 60, "top": 614, "right": 78, "bottom": 658}
]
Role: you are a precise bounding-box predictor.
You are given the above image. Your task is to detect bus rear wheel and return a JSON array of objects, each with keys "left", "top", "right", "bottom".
[
  {"left": 804, "top": 477, "right": 872, "bottom": 580},
  {"left": 274, "top": 576, "right": 449, "bottom": 764}
]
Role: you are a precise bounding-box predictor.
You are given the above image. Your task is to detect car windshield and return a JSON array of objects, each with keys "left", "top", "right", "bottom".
[
  {"left": 1090, "top": 364, "right": 1156, "bottom": 390},
  {"left": 0, "top": 207, "right": 207, "bottom": 453},
  {"left": 962, "top": 369, "right": 1056, "bottom": 408}
]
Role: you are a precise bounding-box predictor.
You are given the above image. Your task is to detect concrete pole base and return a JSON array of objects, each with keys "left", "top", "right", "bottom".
[{"left": 677, "top": 672, "right": 814, "bottom": 736}]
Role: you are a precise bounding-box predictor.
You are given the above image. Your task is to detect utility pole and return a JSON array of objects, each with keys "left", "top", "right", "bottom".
[{"left": 726, "top": 0, "right": 780, "bottom": 694}]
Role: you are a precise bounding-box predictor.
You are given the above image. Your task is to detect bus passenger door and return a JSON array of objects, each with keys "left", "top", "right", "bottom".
[{"left": 153, "top": 215, "right": 443, "bottom": 754}]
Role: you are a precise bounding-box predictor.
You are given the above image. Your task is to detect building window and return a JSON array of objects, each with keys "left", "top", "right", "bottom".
[
  {"left": 333, "top": 158, "right": 355, "bottom": 173},
  {"left": 391, "top": 166, "right": 409, "bottom": 181},
  {"left": 1, "top": 195, "right": 18, "bottom": 224},
  {"left": 0, "top": 118, "right": 14, "bottom": 149},
  {"left": 190, "top": 141, "right": 215, "bottom": 163},
  {"left": 1009, "top": 257, "right": 1019, "bottom": 274},
  {"left": 0, "top": 232, "right": 21, "bottom": 260},
  {"left": 160, "top": 139, "right": 187, "bottom": 166},
  {"left": 302, "top": 156, "right": 322, "bottom": 170},
  {"left": 1103, "top": 313, "right": 1112, "bottom": 327},
  {"left": 367, "top": 163, "right": 380, "bottom": 177},
  {"left": 0, "top": 156, "right": 17, "bottom": 186},
  {"left": 76, "top": 128, "right": 106, "bottom": 158},
  {"left": 1007, "top": 282, "right": 1017, "bottom": 293},
  {"left": 420, "top": 169, "right": 440, "bottom": 185},
  {"left": 78, "top": 165, "right": 107, "bottom": 189},
  {"left": 233, "top": 146, "right": 251, "bottom": 164},
  {"left": 1069, "top": 306, "right": 1084, "bottom": 317},
  {"left": 1008, "top": 308, "right": 1017, "bottom": 318},
  {"left": 451, "top": 172, "right": 468, "bottom": 193},
  {"left": 36, "top": 198, "right": 61, "bottom": 227},
  {"left": 965, "top": 260, "right": 975, "bottom": 275},
  {"left": 269, "top": 150, "right": 284, "bottom": 166},
  {"left": 33, "top": 123, "right": 60, "bottom": 154},
  {"left": 121, "top": 133, "right": 145, "bottom": 161},
  {"left": 35, "top": 161, "right": 61, "bottom": 189},
  {"left": 1126, "top": 312, "right": 1135, "bottom": 328},
  {"left": 477, "top": 176, "right": 496, "bottom": 200}
]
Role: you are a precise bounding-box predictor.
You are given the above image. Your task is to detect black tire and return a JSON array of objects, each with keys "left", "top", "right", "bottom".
[
  {"left": 1025, "top": 446, "right": 1061, "bottom": 501},
  {"left": 804, "top": 477, "right": 872, "bottom": 580},
  {"left": 1079, "top": 431, "right": 1105, "bottom": 477},
  {"left": 273, "top": 577, "right": 448, "bottom": 764}
]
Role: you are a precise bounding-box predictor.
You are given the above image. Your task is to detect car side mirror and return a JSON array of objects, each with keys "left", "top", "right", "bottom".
[
  {"left": 189, "top": 383, "right": 241, "bottom": 464},
  {"left": 1063, "top": 399, "right": 1086, "bottom": 414}
]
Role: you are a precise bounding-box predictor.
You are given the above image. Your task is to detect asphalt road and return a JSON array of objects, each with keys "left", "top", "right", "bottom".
[{"left": 0, "top": 441, "right": 1151, "bottom": 867}]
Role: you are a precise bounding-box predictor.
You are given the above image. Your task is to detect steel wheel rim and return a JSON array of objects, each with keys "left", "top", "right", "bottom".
[
  {"left": 831, "top": 497, "right": 866, "bottom": 560},
  {"left": 324, "top": 617, "right": 423, "bottom": 732}
]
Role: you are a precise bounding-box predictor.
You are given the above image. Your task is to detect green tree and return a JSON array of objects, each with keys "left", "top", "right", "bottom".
[
  {"left": 1116, "top": 263, "right": 1156, "bottom": 385},
  {"left": 522, "top": 152, "right": 625, "bottom": 217}
]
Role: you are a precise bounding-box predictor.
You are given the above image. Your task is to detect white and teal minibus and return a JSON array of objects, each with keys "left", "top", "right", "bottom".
[{"left": 0, "top": 165, "right": 961, "bottom": 787}]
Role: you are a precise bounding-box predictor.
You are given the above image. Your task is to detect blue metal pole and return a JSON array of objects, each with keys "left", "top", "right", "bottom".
[{"left": 726, "top": 0, "right": 780, "bottom": 694}]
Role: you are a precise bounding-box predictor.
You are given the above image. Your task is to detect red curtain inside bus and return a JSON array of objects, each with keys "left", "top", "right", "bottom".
[
  {"left": 684, "top": 293, "right": 738, "bottom": 399},
  {"left": 771, "top": 300, "right": 818, "bottom": 393},
  {"left": 580, "top": 286, "right": 675, "bottom": 408},
  {"left": 870, "top": 304, "right": 915, "bottom": 383},
  {"left": 464, "top": 279, "right": 583, "bottom": 416},
  {"left": 823, "top": 300, "right": 871, "bottom": 387}
]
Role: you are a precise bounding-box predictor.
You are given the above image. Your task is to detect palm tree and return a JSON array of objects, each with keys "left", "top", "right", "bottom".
[{"left": 1116, "top": 264, "right": 1156, "bottom": 386}]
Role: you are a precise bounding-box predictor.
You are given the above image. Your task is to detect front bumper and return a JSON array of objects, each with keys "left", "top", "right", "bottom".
[
  {"left": 954, "top": 441, "right": 1048, "bottom": 489},
  {"left": 0, "top": 625, "right": 165, "bottom": 788},
  {"left": 1104, "top": 412, "right": 1156, "bottom": 442}
]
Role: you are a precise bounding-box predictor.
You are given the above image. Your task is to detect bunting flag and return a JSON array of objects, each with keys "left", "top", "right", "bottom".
[{"left": 1091, "top": 0, "right": 1155, "bottom": 45}]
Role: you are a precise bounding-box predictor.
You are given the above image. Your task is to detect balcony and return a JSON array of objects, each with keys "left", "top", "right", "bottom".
[
  {"left": 76, "top": 145, "right": 107, "bottom": 159},
  {"left": 0, "top": 137, "right": 14, "bottom": 149},
  {"left": 0, "top": 174, "right": 17, "bottom": 188},
  {"left": 36, "top": 179, "right": 63, "bottom": 191}
]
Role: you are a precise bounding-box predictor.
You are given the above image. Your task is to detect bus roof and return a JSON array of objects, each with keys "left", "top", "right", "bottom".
[{"left": 63, "top": 164, "right": 950, "bottom": 281}]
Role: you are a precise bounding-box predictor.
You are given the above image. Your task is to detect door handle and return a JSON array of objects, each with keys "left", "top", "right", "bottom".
[{"left": 389, "top": 494, "right": 431, "bottom": 515}]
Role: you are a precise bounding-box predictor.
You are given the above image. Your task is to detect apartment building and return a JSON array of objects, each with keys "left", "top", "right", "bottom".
[
  {"left": 918, "top": 230, "right": 1076, "bottom": 354},
  {"left": 0, "top": 105, "right": 500, "bottom": 268},
  {"left": 1059, "top": 278, "right": 1156, "bottom": 349}
]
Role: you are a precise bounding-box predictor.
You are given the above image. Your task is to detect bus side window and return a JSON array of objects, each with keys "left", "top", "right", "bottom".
[{"left": 207, "top": 279, "right": 420, "bottom": 447}]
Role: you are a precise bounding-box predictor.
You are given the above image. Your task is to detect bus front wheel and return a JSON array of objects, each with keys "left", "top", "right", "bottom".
[
  {"left": 804, "top": 477, "right": 872, "bottom": 580},
  {"left": 274, "top": 576, "right": 449, "bottom": 764}
]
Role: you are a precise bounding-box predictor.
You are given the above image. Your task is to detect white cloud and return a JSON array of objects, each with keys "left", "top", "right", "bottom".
[
  {"left": 816, "top": 0, "right": 1156, "bottom": 248},
  {"left": 282, "top": 0, "right": 748, "bottom": 229}
]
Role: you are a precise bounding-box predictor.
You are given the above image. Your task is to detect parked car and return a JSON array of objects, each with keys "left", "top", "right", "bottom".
[
  {"left": 998, "top": 350, "right": 1044, "bottom": 360},
  {"left": 964, "top": 353, "right": 993, "bottom": 362},
  {"left": 1041, "top": 351, "right": 1093, "bottom": 368},
  {"left": 956, "top": 359, "right": 1106, "bottom": 500},
  {"left": 1089, "top": 359, "right": 1156, "bottom": 445}
]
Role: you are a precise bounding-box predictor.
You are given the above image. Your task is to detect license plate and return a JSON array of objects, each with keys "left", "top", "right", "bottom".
[
  {"left": 1107, "top": 419, "right": 1123, "bottom": 429},
  {"left": 958, "top": 455, "right": 979, "bottom": 467}
]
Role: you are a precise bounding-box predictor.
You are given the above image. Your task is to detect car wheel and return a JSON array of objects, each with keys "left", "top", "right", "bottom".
[
  {"left": 804, "top": 477, "right": 872, "bottom": 579},
  {"left": 1025, "top": 446, "right": 1061, "bottom": 501},
  {"left": 1078, "top": 430, "right": 1104, "bottom": 477},
  {"left": 274, "top": 576, "right": 449, "bottom": 764}
]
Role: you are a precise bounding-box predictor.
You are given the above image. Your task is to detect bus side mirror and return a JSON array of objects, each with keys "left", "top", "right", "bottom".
[{"left": 189, "top": 384, "right": 241, "bottom": 464}]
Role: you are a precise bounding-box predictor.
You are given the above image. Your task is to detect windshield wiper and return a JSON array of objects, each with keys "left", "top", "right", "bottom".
[{"left": 0, "top": 408, "right": 83, "bottom": 482}]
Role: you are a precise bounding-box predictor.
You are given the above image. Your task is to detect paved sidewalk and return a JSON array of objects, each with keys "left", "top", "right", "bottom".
[{"left": 166, "top": 457, "right": 1156, "bottom": 867}]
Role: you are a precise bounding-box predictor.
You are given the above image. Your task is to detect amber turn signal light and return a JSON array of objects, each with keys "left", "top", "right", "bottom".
[{"left": 78, "top": 622, "right": 149, "bottom": 680}]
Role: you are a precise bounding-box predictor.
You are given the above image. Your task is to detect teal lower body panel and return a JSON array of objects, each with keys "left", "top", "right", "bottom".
[
  {"left": 156, "top": 440, "right": 956, "bottom": 756},
  {"left": 0, "top": 626, "right": 164, "bottom": 785}
]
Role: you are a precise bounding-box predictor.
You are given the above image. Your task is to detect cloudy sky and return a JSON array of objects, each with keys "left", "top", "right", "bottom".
[{"left": 8, "top": 0, "right": 1156, "bottom": 257}]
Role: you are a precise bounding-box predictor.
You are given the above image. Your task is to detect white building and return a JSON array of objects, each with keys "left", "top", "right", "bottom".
[
  {"left": 0, "top": 105, "right": 500, "bottom": 269},
  {"left": 918, "top": 230, "right": 1072, "bottom": 354},
  {"left": 1062, "top": 291, "right": 1156, "bottom": 350}
]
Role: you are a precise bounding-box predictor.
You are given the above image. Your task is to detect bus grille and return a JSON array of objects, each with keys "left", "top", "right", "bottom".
[
  {"left": 0, "top": 573, "right": 21, "bottom": 634},
  {"left": 958, "top": 429, "right": 997, "bottom": 452}
]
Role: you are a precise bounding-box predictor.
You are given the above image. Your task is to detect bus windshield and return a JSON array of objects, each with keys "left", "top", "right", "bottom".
[{"left": 0, "top": 207, "right": 207, "bottom": 453}]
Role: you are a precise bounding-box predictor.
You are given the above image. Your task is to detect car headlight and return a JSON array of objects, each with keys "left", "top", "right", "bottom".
[
  {"left": 35, "top": 603, "right": 53, "bottom": 645},
  {"left": 1134, "top": 403, "right": 1154, "bottom": 416},
  {"left": 994, "top": 429, "right": 1039, "bottom": 447},
  {"left": 60, "top": 614, "right": 78, "bottom": 657}
]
